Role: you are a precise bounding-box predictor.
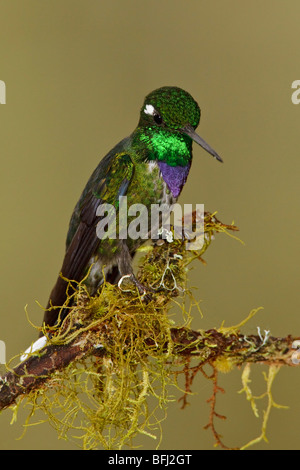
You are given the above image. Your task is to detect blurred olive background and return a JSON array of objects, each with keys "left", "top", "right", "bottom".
[{"left": 0, "top": 0, "right": 299, "bottom": 450}]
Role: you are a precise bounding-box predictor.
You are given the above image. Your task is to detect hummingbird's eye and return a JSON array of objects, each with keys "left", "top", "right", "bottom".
[{"left": 153, "top": 113, "right": 163, "bottom": 125}]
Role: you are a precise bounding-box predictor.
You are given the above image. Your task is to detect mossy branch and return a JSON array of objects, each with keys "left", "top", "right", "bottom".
[
  {"left": 0, "top": 324, "right": 297, "bottom": 413},
  {"left": 0, "top": 211, "right": 298, "bottom": 449}
]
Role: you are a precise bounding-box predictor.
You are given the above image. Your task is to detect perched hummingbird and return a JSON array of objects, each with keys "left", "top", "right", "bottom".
[{"left": 42, "top": 86, "right": 222, "bottom": 330}]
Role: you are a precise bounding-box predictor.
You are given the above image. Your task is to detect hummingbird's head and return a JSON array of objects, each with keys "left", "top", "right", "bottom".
[
  {"left": 138, "top": 86, "right": 223, "bottom": 163},
  {"left": 140, "top": 86, "right": 200, "bottom": 131}
]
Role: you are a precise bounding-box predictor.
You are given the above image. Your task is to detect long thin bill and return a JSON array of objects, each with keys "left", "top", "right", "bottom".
[{"left": 182, "top": 125, "right": 223, "bottom": 163}]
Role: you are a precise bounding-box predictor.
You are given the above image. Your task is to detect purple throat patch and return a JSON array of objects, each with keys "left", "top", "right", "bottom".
[{"left": 158, "top": 161, "right": 191, "bottom": 198}]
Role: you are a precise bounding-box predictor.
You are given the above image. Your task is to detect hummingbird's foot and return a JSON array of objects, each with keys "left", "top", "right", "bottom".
[{"left": 118, "top": 274, "right": 154, "bottom": 302}]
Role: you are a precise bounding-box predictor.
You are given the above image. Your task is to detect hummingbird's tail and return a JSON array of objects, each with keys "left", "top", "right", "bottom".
[
  {"left": 39, "top": 265, "right": 123, "bottom": 337},
  {"left": 39, "top": 276, "right": 73, "bottom": 337}
]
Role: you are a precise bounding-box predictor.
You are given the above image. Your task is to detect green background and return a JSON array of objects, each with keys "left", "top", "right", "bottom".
[{"left": 0, "top": 0, "right": 299, "bottom": 450}]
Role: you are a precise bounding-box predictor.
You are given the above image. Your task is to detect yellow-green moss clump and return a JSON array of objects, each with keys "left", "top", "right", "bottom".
[{"left": 10, "top": 212, "right": 256, "bottom": 449}]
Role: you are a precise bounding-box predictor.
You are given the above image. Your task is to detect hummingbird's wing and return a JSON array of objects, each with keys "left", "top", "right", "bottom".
[
  {"left": 62, "top": 153, "right": 134, "bottom": 282},
  {"left": 44, "top": 153, "right": 134, "bottom": 328}
]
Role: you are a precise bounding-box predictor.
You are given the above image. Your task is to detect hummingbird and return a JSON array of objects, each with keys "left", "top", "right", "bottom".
[{"left": 42, "top": 86, "right": 222, "bottom": 331}]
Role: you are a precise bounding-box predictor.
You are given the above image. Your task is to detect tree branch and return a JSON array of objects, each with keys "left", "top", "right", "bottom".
[{"left": 0, "top": 324, "right": 297, "bottom": 412}]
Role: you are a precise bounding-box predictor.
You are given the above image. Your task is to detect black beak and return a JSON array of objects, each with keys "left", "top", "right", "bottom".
[{"left": 181, "top": 124, "right": 223, "bottom": 163}]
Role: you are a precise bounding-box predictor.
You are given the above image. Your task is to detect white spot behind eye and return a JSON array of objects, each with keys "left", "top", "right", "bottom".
[{"left": 144, "top": 104, "right": 155, "bottom": 116}]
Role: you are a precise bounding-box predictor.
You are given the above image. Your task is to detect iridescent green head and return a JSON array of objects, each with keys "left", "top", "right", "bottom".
[
  {"left": 137, "top": 86, "right": 222, "bottom": 163},
  {"left": 139, "top": 86, "right": 200, "bottom": 130}
]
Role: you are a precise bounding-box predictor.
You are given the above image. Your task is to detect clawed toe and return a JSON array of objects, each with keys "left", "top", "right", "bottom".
[{"left": 118, "top": 274, "right": 154, "bottom": 302}]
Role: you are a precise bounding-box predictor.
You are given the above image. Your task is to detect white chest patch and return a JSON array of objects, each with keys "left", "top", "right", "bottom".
[
  {"left": 146, "top": 160, "right": 174, "bottom": 206},
  {"left": 147, "top": 160, "right": 158, "bottom": 173}
]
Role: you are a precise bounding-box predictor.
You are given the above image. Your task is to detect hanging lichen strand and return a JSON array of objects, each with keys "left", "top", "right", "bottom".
[{"left": 0, "top": 211, "right": 297, "bottom": 450}]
